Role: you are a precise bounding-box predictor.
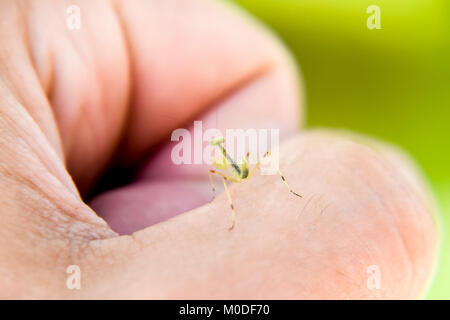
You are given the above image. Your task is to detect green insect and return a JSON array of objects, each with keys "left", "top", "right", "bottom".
[{"left": 208, "top": 137, "right": 302, "bottom": 230}]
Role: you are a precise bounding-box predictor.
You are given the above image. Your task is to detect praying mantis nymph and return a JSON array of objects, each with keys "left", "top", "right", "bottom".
[{"left": 208, "top": 137, "right": 302, "bottom": 230}]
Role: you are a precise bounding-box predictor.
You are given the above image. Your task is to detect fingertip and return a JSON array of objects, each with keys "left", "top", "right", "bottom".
[{"left": 280, "top": 131, "right": 439, "bottom": 298}]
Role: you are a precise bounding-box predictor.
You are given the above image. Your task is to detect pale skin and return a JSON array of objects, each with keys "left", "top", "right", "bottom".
[{"left": 0, "top": 0, "right": 438, "bottom": 299}]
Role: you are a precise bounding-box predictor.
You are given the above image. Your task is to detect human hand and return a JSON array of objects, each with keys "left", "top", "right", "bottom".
[{"left": 0, "top": 0, "right": 437, "bottom": 298}]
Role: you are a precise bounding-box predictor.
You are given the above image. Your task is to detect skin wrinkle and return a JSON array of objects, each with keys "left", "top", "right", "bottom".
[
  {"left": 16, "top": 175, "right": 113, "bottom": 242},
  {"left": 0, "top": 105, "right": 113, "bottom": 241},
  {"left": 48, "top": 50, "right": 78, "bottom": 161},
  {"left": 342, "top": 180, "right": 396, "bottom": 298},
  {"left": 306, "top": 198, "right": 376, "bottom": 290},
  {"left": 309, "top": 223, "right": 364, "bottom": 289},
  {"left": 57, "top": 51, "right": 99, "bottom": 168},
  {"left": 282, "top": 133, "right": 432, "bottom": 297},
  {"left": 26, "top": 0, "right": 296, "bottom": 191},
  {"left": 0, "top": 1, "right": 438, "bottom": 298},
  {"left": 84, "top": 235, "right": 138, "bottom": 273},
  {"left": 121, "top": 60, "right": 275, "bottom": 166},
  {"left": 91, "top": 1, "right": 134, "bottom": 174},
  {"left": 319, "top": 201, "right": 332, "bottom": 217},
  {"left": 4, "top": 2, "right": 64, "bottom": 161},
  {"left": 18, "top": 1, "right": 33, "bottom": 78},
  {"left": 375, "top": 149, "right": 430, "bottom": 277},
  {"left": 239, "top": 140, "right": 373, "bottom": 296},
  {"left": 346, "top": 225, "right": 387, "bottom": 297},
  {"left": 0, "top": 189, "right": 86, "bottom": 292},
  {"left": 186, "top": 61, "right": 275, "bottom": 126},
  {"left": 370, "top": 174, "right": 416, "bottom": 291},
  {"left": 296, "top": 211, "right": 386, "bottom": 298},
  {"left": 0, "top": 98, "right": 73, "bottom": 192},
  {"left": 370, "top": 153, "right": 432, "bottom": 296},
  {"left": 74, "top": 101, "right": 101, "bottom": 172},
  {"left": 28, "top": 19, "right": 55, "bottom": 97},
  {"left": 25, "top": 0, "right": 55, "bottom": 95},
  {"left": 69, "top": 31, "right": 110, "bottom": 173},
  {"left": 1, "top": 50, "right": 70, "bottom": 196},
  {"left": 292, "top": 137, "right": 397, "bottom": 296},
  {"left": 337, "top": 143, "right": 416, "bottom": 295},
  {"left": 366, "top": 191, "right": 409, "bottom": 297},
  {"left": 327, "top": 135, "right": 435, "bottom": 295},
  {"left": 25, "top": 1, "right": 130, "bottom": 195},
  {"left": 302, "top": 194, "right": 333, "bottom": 226},
  {"left": 114, "top": 0, "right": 295, "bottom": 164},
  {"left": 297, "top": 192, "right": 315, "bottom": 219},
  {"left": 290, "top": 243, "right": 363, "bottom": 295},
  {"left": 97, "top": 3, "right": 133, "bottom": 168}
]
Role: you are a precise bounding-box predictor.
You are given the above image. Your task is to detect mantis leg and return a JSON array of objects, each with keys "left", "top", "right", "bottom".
[
  {"left": 208, "top": 169, "right": 240, "bottom": 230},
  {"left": 248, "top": 152, "right": 302, "bottom": 198},
  {"left": 221, "top": 177, "right": 236, "bottom": 230},
  {"left": 207, "top": 171, "right": 216, "bottom": 202}
]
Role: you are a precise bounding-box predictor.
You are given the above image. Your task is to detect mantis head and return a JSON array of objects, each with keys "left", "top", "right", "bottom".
[{"left": 210, "top": 137, "right": 225, "bottom": 146}]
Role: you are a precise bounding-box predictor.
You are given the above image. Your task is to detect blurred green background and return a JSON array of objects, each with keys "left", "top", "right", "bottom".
[{"left": 232, "top": 0, "right": 450, "bottom": 299}]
